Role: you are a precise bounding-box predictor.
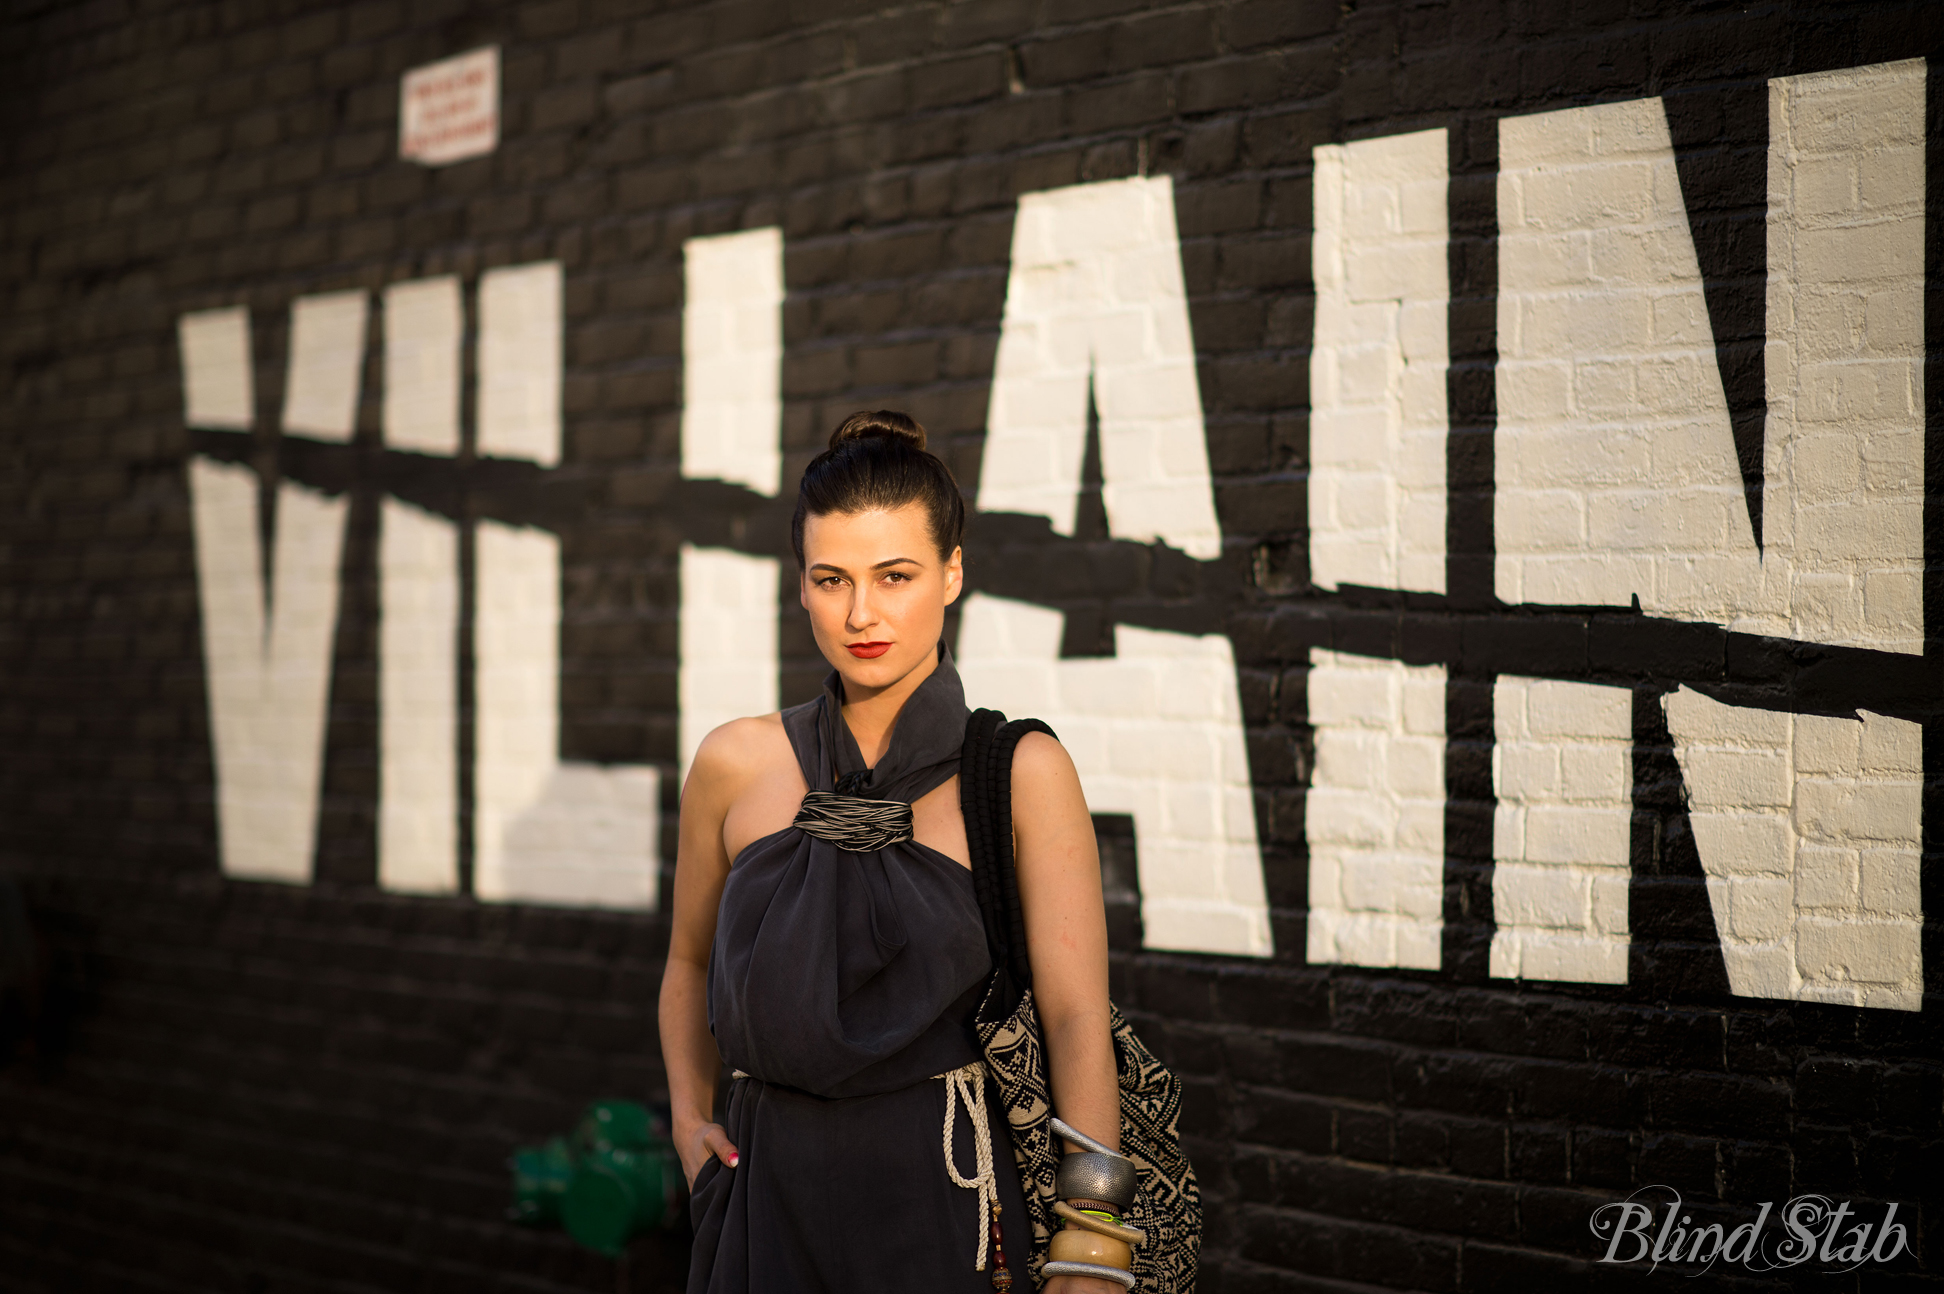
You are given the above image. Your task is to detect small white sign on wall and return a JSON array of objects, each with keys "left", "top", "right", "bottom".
[{"left": 400, "top": 46, "right": 498, "bottom": 166}]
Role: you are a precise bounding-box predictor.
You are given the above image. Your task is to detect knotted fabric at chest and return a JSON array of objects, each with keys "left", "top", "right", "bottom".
[{"left": 793, "top": 790, "right": 915, "bottom": 852}]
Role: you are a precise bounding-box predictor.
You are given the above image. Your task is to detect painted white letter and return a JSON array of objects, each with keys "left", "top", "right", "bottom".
[
  {"left": 383, "top": 276, "right": 463, "bottom": 456},
  {"left": 474, "top": 522, "right": 659, "bottom": 908},
  {"left": 377, "top": 276, "right": 464, "bottom": 891},
  {"left": 478, "top": 262, "right": 563, "bottom": 466},
  {"left": 1491, "top": 677, "right": 1632, "bottom": 983},
  {"left": 1496, "top": 68, "right": 1927, "bottom": 654},
  {"left": 1305, "top": 649, "right": 1446, "bottom": 970},
  {"left": 980, "top": 176, "right": 1223, "bottom": 559},
  {"left": 678, "top": 545, "right": 779, "bottom": 780},
  {"left": 282, "top": 290, "right": 369, "bottom": 442},
  {"left": 378, "top": 497, "right": 459, "bottom": 893},
  {"left": 677, "top": 230, "right": 785, "bottom": 781},
  {"left": 963, "top": 178, "right": 1268, "bottom": 955},
  {"left": 1496, "top": 97, "right": 1759, "bottom": 620},
  {"left": 1310, "top": 128, "right": 1449, "bottom": 593},
  {"left": 187, "top": 457, "right": 348, "bottom": 883},
  {"left": 958, "top": 594, "right": 1270, "bottom": 956},
  {"left": 682, "top": 228, "right": 784, "bottom": 497},
  {"left": 472, "top": 262, "right": 660, "bottom": 908},
  {"left": 1763, "top": 60, "right": 1926, "bottom": 654},
  {"left": 178, "top": 307, "right": 254, "bottom": 430},
  {"left": 1666, "top": 687, "right": 1921, "bottom": 1011}
]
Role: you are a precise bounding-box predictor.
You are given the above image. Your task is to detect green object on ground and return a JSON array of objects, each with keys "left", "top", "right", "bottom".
[
  {"left": 576, "top": 1098, "right": 656, "bottom": 1154},
  {"left": 509, "top": 1099, "right": 681, "bottom": 1257},
  {"left": 509, "top": 1136, "right": 575, "bottom": 1225}
]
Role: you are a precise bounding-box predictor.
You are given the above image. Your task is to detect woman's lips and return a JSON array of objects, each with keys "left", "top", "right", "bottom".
[{"left": 846, "top": 641, "right": 892, "bottom": 659}]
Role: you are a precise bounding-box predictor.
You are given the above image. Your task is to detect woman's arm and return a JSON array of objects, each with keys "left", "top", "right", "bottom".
[
  {"left": 1013, "top": 733, "right": 1126, "bottom": 1294},
  {"left": 659, "top": 721, "right": 752, "bottom": 1187},
  {"left": 1011, "top": 732, "right": 1118, "bottom": 1152}
]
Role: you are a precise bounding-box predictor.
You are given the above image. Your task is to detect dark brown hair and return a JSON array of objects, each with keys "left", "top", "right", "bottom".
[{"left": 791, "top": 410, "right": 966, "bottom": 568}]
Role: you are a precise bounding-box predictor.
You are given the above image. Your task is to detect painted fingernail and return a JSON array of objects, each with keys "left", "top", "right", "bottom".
[{"left": 728, "top": 1153, "right": 740, "bottom": 1167}]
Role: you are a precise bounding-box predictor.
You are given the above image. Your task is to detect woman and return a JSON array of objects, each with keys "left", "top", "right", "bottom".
[{"left": 661, "top": 410, "right": 1126, "bottom": 1293}]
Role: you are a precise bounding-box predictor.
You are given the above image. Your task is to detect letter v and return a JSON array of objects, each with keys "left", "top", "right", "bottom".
[
  {"left": 187, "top": 460, "right": 347, "bottom": 883},
  {"left": 180, "top": 305, "right": 350, "bottom": 883}
]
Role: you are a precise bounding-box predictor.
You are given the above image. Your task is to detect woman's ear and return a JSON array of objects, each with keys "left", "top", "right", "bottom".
[
  {"left": 799, "top": 568, "right": 811, "bottom": 610},
  {"left": 942, "top": 546, "right": 964, "bottom": 607}
]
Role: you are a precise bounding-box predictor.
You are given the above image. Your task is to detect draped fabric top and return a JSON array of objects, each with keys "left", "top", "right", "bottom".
[{"left": 707, "top": 646, "right": 991, "bottom": 1099}]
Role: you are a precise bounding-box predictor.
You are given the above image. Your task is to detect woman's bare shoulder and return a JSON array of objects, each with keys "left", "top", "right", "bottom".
[
  {"left": 1009, "top": 730, "right": 1089, "bottom": 825},
  {"left": 687, "top": 714, "right": 797, "bottom": 800},
  {"left": 1010, "top": 729, "right": 1078, "bottom": 782}
]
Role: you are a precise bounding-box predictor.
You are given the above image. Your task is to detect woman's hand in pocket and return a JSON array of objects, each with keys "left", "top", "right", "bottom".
[{"left": 677, "top": 1120, "right": 739, "bottom": 1189}]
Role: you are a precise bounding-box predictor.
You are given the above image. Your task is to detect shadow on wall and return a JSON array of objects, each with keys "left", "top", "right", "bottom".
[{"left": 0, "top": 877, "right": 92, "bottom": 1074}]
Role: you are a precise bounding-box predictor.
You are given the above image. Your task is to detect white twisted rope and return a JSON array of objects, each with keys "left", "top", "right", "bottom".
[{"left": 940, "top": 1061, "right": 998, "bottom": 1272}]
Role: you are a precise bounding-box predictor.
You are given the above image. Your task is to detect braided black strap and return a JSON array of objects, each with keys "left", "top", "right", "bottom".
[
  {"left": 792, "top": 790, "right": 914, "bottom": 852},
  {"left": 961, "top": 709, "right": 1056, "bottom": 1023}
]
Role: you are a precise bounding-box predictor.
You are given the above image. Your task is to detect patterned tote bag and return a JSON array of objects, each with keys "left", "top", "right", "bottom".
[{"left": 959, "top": 708, "right": 1202, "bottom": 1292}]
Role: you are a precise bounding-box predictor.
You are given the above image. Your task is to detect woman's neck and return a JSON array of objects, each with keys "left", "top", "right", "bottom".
[{"left": 839, "top": 647, "right": 939, "bottom": 767}]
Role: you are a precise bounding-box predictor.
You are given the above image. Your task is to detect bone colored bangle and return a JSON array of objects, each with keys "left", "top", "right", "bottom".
[
  {"left": 1053, "top": 1199, "right": 1147, "bottom": 1246},
  {"left": 1042, "top": 1261, "right": 1136, "bottom": 1290},
  {"left": 1049, "top": 1225, "right": 1133, "bottom": 1270}
]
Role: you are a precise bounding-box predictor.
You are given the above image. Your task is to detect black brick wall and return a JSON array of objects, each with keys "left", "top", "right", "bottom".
[{"left": 2, "top": 2, "right": 1940, "bottom": 1291}]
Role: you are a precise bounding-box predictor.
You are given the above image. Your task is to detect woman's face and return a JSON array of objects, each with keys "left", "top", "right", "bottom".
[{"left": 799, "top": 503, "right": 962, "bottom": 696}]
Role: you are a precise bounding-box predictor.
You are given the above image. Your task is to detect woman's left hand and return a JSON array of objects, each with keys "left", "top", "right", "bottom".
[{"left": 1043, "top": 1276, "right": 1129, "bottom": 1294}]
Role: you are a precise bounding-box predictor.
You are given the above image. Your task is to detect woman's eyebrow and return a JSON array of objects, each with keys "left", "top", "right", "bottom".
[{"left": 807, "top": 556, "right": 920, "bottom": 575}]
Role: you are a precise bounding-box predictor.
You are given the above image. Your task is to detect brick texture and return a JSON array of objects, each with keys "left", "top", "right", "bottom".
[{"left": 3, "top": 1, "right": 1942, "bottom": 1292}]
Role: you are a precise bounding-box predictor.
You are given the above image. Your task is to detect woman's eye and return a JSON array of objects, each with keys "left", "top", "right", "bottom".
[{"left": 883, "top": 572, "right": 909, "bottom": 584}]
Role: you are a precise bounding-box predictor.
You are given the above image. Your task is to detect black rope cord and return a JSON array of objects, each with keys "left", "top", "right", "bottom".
[{"left": 792, "top": 790, "right": 914, "bottom": 852}]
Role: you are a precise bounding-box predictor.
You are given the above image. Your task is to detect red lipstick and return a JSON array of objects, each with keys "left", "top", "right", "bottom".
[{"left": 846, "top": 641, "right": 892, "bottom": 659}]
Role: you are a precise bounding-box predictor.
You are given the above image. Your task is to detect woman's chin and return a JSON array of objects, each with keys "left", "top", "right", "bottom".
[{"left": 831, "top": 655, "right": 900, "bottom": 689}]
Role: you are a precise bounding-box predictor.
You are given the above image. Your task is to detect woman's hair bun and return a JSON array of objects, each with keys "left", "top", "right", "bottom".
[
  {"left": 829, "top": 409, "right": 927, "bottom": 451},
  {"left": 793, "top": 408, "right": 962, "bottom": 567}
]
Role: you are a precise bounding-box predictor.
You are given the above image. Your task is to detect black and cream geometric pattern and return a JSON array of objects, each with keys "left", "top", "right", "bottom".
[{"left": 977, "top": 988, "right": 1203, "bottom": 1294}]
